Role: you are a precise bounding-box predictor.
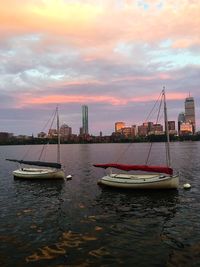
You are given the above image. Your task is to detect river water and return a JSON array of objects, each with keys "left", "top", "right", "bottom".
[{"left": 0, "top": 142, "right": 200, "bottom": 267}]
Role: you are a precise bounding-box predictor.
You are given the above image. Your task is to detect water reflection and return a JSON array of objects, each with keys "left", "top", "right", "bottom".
[{"left": 1, "top": 142, "right": 200, "bottom": 266}]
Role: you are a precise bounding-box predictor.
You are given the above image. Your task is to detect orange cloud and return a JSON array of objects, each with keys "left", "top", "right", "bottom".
[
  {"left": 172, "top": 38, "right": 200, "bottom": 49},
  {"left": 0, "top": 0, "right": 200, "bottom": 49}
]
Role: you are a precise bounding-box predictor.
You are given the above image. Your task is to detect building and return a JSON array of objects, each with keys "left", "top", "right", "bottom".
[
  {"left": 0, "top": 132, "right": 13, "bottom": 141},
  {"left": 121, "top": 127, "right": 132, "bottom": 138},
  {"left": 178, "top": 112, "right": 185, "bottom": 135},
  {"left": 168, "top": 121, "right": 177, "bottom": 135},
  {"left": 82, "top": 105, "right": 89, "bottom": 135},
  {"left": 48, "top": 129, "right": 57, "bottom": 138},
  {"left": 149, "top": 124, "right": 164, "bottom": 135},
  {"left": 131, "top": 125, "right": 137, "bottom": 137},
  {"left": 185, "top": 96, "right": 196, "bottom": 134},
  {"left": 79, "top": 127, "right": 83, "bottom": 136},
  {"left": 180, "top": 122, "right": 193, "bottom": 135},
  {"left": 37, "top": 132, "right": 47, "bottom": 138},
  {"left": 59, "top": 124, "right": 72, "bottom": 141},
  {"left": 168, "top": 121, "right": 175, "bottom": 131},
  {"left": 115, "top": 122, "right": 125, "bottom": 133},
  {"left": 137, "top": 122, "right": 155, "bottom": 137},
  {"left": 138, "top": 123, "right": 148, "bottom": 137},
  {"left": 60, "top": 124, "right": 72, "bottom": 137},
  {"left": 146, "top": 122, "right": 154, "bottom": 132}
]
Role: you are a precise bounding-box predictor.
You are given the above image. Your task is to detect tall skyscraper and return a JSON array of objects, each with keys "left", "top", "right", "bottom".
[
  {"left": 185, "top": 96, "right": 196, "bottom": 134},
  {"left": 82, "top": 105, "right": 88, "bottom": 134}
]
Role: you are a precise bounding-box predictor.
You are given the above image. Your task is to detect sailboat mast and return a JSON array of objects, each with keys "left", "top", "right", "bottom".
[
  {"left": 163, "top": 87, "right": 171, "bottom": 167},
  {"left": 56, "top": 106, "right": 61, "bottom": 164}
]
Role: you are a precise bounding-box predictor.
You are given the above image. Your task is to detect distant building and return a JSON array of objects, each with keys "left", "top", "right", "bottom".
[
  {"left": 185, "top": 96, "right": 196, "bottom": 134},
  {"left": 149, "top": 124, "right": 164, "bottom": 135},
  {"left": 138, "top": 122, "right": 155, "bottom": 137},
  {"left": 16, "top": 135, "right": 32, "bottom": 140},
  {"left": 131, "top": 125, "right": 137, "bottom": 137},
  {"left": 168, "top": 121, "right": 177, "bottom": 135},
  {"left": 178, "top": 112, "right": 185, "bottom": 135},
  {"left": 48, "top": 129, "right": 57, "bottom": 138},
  {"left": 37, "top": 132, "right": 47, "bottom": 138},
  {"left": 115, "top": 122, "right": 125, "bottom": 133},
  {"left": 168, "top": 121, "right": 175, "bottom": 131},
  {"left": 82, "top": 105, "right": 89, "bottom": 135},
  {"left": 79, "top": 127, "right": 83, "bottom": 136},
  {"left": 180, "top": 122, "right": 193, "bottom": 135},
  {"left": 0, "top": 132, "right": 13, "bottom": 141},
  {"left": 121, "top": 127, "right": 132, "bottom": 138},
  {"left": 146, "top": 122, "right": 154, "bottom": 132},
  {"left": 138, "top": 123, "right": 148, "bottom": 137},
  {"left": 60, "top": 124, "right": 72, "bottom": 138}
]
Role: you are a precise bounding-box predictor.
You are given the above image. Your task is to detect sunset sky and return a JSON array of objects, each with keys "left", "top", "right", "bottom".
[{"left": 0, "top": 0, "right": 200, "bottom": 135}]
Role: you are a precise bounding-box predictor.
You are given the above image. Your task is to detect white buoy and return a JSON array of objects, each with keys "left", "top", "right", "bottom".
[
  {"left": 183, "top": 183, "right": 191, "bottom": 189},
  {"left": 66, "top": 175, "right": 72, "bottom": 180}
]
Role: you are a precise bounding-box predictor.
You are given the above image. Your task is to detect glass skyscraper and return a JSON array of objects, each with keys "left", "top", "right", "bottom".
[{"left": 82, "top": 105, "right": 88, "bottom": 134}]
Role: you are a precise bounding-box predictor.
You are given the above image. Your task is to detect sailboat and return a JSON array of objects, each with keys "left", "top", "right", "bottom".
[
  {"left": 6, "top": 107, "right": 65, "bottom": 180},
  {"left": 93, "top": 89, "right": 179, "bottom": 189}
]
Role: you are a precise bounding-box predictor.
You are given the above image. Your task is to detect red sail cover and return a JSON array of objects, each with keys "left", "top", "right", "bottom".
[{"left": 93, "top": 163, "right": 173, "bottom": 175}]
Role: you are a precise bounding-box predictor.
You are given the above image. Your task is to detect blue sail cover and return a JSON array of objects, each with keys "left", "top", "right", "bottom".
[{"left": 6, "top": 159, "right": 61, "bottom": 169}]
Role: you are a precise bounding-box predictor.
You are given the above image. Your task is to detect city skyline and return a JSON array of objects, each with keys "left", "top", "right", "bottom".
[
  {"left": 2, "top": 94, "right": 199, "bottom": 138},
  {"left": 0, "top": 1, "right": 200, "bottom": 135}
]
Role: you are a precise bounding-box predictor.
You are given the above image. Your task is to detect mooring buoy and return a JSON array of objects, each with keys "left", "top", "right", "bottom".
[
  {"left": 66, "top": 175, "right": 72, "bottom": 180},
  {"left": 183, "top": 183, "right": 191, "bottom": 189}
]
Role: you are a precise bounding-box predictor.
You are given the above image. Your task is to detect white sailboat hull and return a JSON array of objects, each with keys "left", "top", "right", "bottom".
[
  {"left": 13, "top": 168, "right": 65, "bottom": 180},
  {"left": 98, "top": 173, "right": 179, "bottom": 189}
]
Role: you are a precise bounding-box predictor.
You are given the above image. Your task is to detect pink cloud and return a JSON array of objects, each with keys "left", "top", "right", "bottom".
[
  {"left": 111, "top": 73, "right": 172, "bottom": 83},
  {"left": 19, "top": 91, "right": 186, "bottom": 107},
  {"left": 22, "top": 94, "right": 125, "bottom": 106},
  {"left": 131, "top": 92, "right": 187, "bottom": 103}
]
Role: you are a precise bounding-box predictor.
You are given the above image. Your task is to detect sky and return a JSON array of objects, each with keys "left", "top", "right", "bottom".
[{"left": 0, "top": 0, "right": 200, "bottom": 136}]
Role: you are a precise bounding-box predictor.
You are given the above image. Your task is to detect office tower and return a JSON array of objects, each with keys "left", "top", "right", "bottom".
[
  {"left": 115, "top": 122, "right": 125, "bottom": 133},
  {"left": 185, "top": 96, "right": 196, "bottom": 134},
  {"left": 178, "top": 112, "right": 185, "bottom": 135},
  {"left": 82, "top": 105, "right": 89, "bottom": 135}
]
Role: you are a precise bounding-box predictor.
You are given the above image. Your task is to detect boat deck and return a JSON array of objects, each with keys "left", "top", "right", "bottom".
[{"left": 110, "top": 173, "right": 165, "bottom": 179}]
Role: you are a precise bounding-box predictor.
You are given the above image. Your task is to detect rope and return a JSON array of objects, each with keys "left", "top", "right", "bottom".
[
  {"left": 145, "top": 91, "right": 163, "bottom": 122},
  {"left": 114, "top": 91, "right": 164, "bottom": 164},
  {"left": 145, "top": 93, "right": 163, "bottom": 164},
  {"left": 21, "top": 108, "right": 57, "bottom": 161},
  {"left": 38, "top": 109, "right": 57, "bottom": 161}
]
